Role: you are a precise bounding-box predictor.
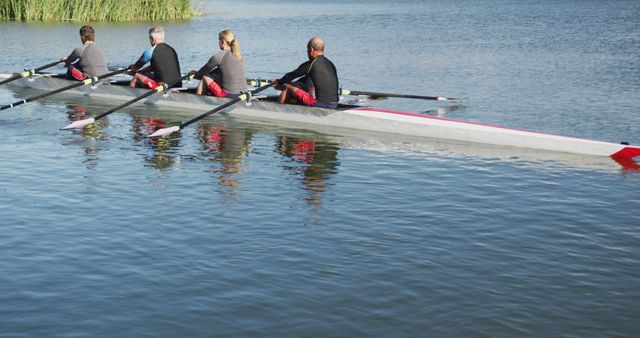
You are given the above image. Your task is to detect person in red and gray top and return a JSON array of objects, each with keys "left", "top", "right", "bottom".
[
  {"left": 61, "top": 25, "right": 108, "bottom": 80},
  {"left": 129, "top": 26, "right": 181, "bottom": 89},
  {"left": 273, "top": 36, "right": 339, "bottom": 109}
]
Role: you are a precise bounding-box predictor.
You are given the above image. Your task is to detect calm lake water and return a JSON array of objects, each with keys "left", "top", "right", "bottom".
[{"left": 1, "top": 0, "right": 639, "bottom": 336}]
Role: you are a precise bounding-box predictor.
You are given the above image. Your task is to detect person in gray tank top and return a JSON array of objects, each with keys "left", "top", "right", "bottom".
[
  {"left": 190, "top": 29, "right": 247, "bottom": 98},
  {"left": 61, "top": 25, "right": 108, "bottom": 80}
]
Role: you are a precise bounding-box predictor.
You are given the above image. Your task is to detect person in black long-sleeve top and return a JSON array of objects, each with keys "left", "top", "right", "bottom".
[
  {"left": 129, "top": 26, "right": 181, "bottom": 90},
  {"left": 273, "top": 36, "right": 339, "bottom": 109}
]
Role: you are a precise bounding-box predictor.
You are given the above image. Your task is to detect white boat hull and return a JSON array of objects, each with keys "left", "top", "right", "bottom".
[{"left": 2, "top": 72, "right": 639, "bottom": 162}]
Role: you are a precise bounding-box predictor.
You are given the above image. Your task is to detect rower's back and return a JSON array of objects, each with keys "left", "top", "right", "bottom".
[
  {"left": 75, "top": 43, "right": 108, "bottom": 77},
  {"left": 149, "top": 42, "right": 181, "bottom": 87}
]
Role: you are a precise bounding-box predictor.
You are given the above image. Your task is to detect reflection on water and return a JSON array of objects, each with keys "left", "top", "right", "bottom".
[
  {"left": 197, "top": 122, "right": 253, "bottom": 199},
  {"left": 2, "top": 1, "right": 640, "bottom": 336},
  {"left": 276, "top": 135, "right": 340, "bottom": 206},
  {"left": 57, "top": 101, "right": 344, "bottom": 205},
  {"left": 66, "top": 104, "right": 110, "bottom": 141},
  {"left": 63, "top": 104, "right": 110, "bottom": 170},
  {"left": 420, "top": 104, "right": 466, "bottom": 117},
  {"left": 131, "top": 116, "right": 181, "bottom": 171}
]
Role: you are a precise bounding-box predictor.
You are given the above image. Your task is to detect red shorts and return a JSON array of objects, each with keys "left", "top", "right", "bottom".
[
  {"left": 292, "top": 87, "right": 317, "bottom": 106},
  {"left": 69, "top": 66, "right": 86, "bottom": 80},
  {"left": 207, "top": 80, "right": 228, "bottom": 97},
  {"left": 143, "top": 78, "right": 160, "bottom": 90},
  {"left": 293, "top": 140, "right": 315, "bottom": 163}
]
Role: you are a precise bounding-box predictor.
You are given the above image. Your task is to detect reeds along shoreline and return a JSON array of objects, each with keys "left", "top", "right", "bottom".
[{"left": 0, "top": 0, "right": 198, "bottom": 22}]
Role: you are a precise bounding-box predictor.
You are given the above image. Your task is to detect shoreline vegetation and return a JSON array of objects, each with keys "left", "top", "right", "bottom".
[{"left": 0, "top": 0, "right": 200, "bottom": 22}]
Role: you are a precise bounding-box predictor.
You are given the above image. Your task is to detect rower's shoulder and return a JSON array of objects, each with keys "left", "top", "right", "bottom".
[{"left": 318, "top": 55, "right": 336, "bottom": 64}]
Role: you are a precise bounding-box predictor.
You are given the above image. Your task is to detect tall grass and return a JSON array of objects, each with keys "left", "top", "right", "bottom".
[{"left": 0, "top": 0, "right": 199, "bottom": 22}]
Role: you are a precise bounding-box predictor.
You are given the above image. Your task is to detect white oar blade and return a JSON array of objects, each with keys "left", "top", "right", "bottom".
[
  {"left": 62, "top": 118, "right": 95, "bottom": 130},
  {"left": 148, "top": 125, "right": 180, "bottom": 138}
]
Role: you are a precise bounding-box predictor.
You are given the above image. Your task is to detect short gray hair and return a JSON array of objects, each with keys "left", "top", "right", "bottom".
[
  {"left": 149, "top": 26, "right": 165, "bottom": 41},
  {"left": 307, "top": 36, "right": 325, "bottom": 51}
]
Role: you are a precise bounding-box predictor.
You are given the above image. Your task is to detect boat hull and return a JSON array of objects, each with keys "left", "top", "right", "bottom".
[{"left": 2, "top": 73, "right": 639, "bottom": 161}]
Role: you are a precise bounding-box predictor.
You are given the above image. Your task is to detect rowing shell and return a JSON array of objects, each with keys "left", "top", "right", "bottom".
[{"left": 1, "top": 72, "right": 639, "bottom": 162}]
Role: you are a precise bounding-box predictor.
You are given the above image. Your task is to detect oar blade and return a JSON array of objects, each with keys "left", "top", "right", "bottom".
[
  {"left": 148, "top": 125, "right": 180, "bottom": 138},
  {"left": 0, "top": 74, "right": 21, "bottom": 86},
  {"left": 341, "top": 88, "right": 465, "bottom": 101},
  {"left": 444, "top": 96, "right": 468, "bottom": 101},
  {"left": 61, "top": 118, "right": 95, "bottom": 130}
]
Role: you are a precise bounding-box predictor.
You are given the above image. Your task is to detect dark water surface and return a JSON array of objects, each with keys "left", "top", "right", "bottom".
[{"left": 1, "top": 0, "right": 639, "bottom": 336}]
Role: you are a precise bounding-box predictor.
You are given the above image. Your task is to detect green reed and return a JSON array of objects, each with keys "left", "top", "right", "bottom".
[{"left": 0, "top": 0, "right": 199, "bottom": 22}]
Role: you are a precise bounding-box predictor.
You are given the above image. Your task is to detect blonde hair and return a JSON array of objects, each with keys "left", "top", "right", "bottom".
[{"left": 219, "top": 29, "right": 242, "bottom": 62}]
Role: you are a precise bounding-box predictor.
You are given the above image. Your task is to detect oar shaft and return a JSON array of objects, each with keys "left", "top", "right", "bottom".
[
  {"left": 247, "top": 79, "right": 271, "bottom": 87},
  {"left": 94, "top": 89, "right": 157, "bottom": 120},
  {"left": 1, "top": 81, "right": 83, "bottom": 110},
  {"left": 1, "top": 68, "right": 128, "bottom": 111},
  {"left": 179, "top": 98, "right": 240, "bottom": 128},
  {"left": 0, "top": 74, "right": 22, "bottom": 86},
  {"left": 148, "top": 83, "right": 273, "bottom": 138},
  {"left": 33, "top": 60, "right": 64, "bottom": 73},
  {"left": 180, "top": 83, "right": 273, "bottom": 129},
  {"left": 94, "top": 85, "right": 160, "bottom": 120},
  {"left": 94, "top": 74, "right": 189, "bottom": 121},
  {"left": 0, "top": 60, "right": 64, "bottom": 86}
]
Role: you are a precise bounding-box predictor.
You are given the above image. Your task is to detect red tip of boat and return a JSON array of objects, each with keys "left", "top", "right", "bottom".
[{"left": 611, "top": 146, "right": 640, "bottom": 160}]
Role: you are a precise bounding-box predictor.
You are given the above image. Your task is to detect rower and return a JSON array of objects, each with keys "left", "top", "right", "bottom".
[
  {"left": 272, "top": 36, "right": 339, "bottom": 109},
  {"left": 60, "top": 25, "right": 108, "bottom": 80},
  {"left": 189, "top": 29, "right": 247, "bottom": 98},
  {"left": 129, "top": 26, "right": 181, "bottom": 90}
]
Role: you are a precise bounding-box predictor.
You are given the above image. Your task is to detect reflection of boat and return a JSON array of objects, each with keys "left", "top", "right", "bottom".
[{"left": 2, "top": 72, "right": 640, "bottom": 164}]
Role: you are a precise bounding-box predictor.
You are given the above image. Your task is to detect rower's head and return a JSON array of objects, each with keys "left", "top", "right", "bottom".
[
  {"left": 307, "top": 36, "right": 325, "bottom": 60},
  {"left": 219, "top": 29, "right": 242, "bottom": 62},
  {"left": 148, "top": 26, "right": 165, "bottom": 46},
  {"left": 79, "top": 25, "right": 95, "bottom": 44}
]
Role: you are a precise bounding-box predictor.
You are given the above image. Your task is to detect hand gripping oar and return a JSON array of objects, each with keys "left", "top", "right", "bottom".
[
  {"left": 1, "top": 68, "right": 129, "bottom": 111},
  {"left": 148, "top": 83, "right": 273, "bottom": 138},
  {"left": 0, "top": 60, "right": 64, "bottom": 86},
  {"left": 339, "top": 89, "right": 465, "bottom": 101},
  {"left": 62, "top": 73, "right": 193, "bottom": 129}
]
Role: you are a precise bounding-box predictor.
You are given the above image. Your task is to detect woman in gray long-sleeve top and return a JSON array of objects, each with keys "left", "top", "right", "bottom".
[
  {"left": 61, "top": 25, "right": 108, "bottom": 80},
  {"left": 190, "top": 29, "right": 247, "bottom": 98}
]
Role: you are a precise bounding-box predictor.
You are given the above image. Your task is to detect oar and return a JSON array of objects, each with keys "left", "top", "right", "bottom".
[
  {"left": 148, "top": 83, "right": 273, "bottom": 138},
  {"left": 1, "top": 68, "right": 129, "bottom": 111},
  {"left": 0, "top": 60, "right": 64, "bottom": 86},
  {"left": 247, "top": 79, "right": 271, "bottom": 87},
  {"left": 339, "top": 89, "right": 465, "bottom": 101},
  {"left": 244, "top": 79, "right": 464, "bottom": 101},
  {"left": 62, "top": 73, "right": 192, "bottom": 129}
]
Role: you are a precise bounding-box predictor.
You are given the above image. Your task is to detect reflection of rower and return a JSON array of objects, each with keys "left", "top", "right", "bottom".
[
  {"left": 131, "top": 116, "right": 181, "bottom": 170},
  {"left": 197, "top": 123, "right": 254, "bottom": 192},
  {"left": 277, "top": 135, "right": 340, "bottom": 206}
]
